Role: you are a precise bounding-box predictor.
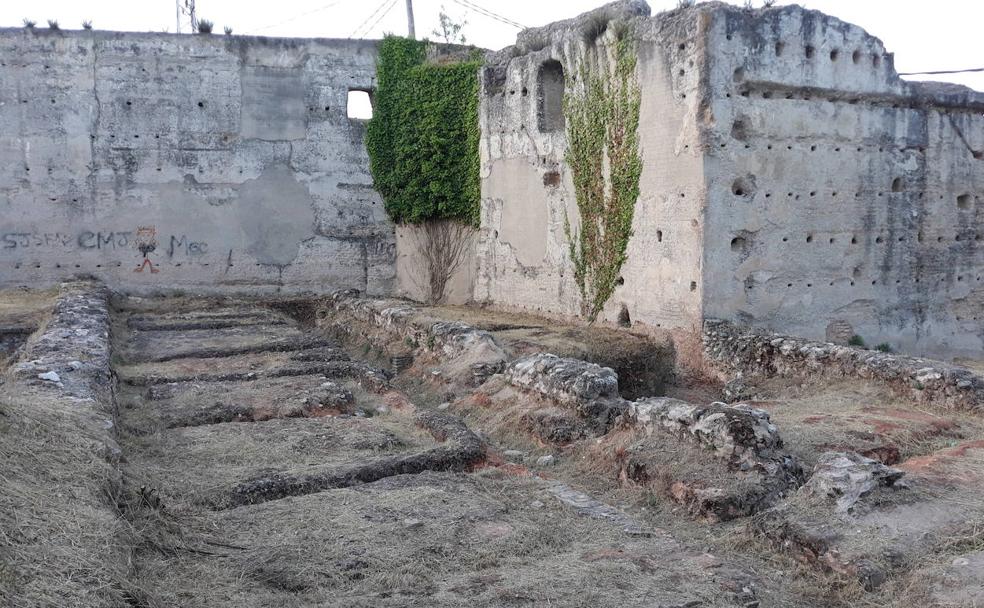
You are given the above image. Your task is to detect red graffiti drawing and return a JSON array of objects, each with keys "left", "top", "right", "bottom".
[{"left": 134, "top": 226, "right": 160, "bottom": 274}]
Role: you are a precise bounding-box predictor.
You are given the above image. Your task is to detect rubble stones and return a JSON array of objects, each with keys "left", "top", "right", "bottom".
[
  {"left": 803, "top": 451, "right": 906, "bottom": 512},
  {"left": 704, "top": 320, "right": 984, "bottom": 410},
  {"left": 506, "top": 353, "right": 629, "bottom": 433}
]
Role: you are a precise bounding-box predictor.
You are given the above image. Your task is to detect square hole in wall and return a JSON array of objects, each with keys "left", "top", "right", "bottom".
[{"left": 347, "top": 89, "right": 373, "bottom": 120}]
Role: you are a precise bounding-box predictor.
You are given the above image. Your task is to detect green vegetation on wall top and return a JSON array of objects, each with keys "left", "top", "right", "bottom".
[{"left": 366, "top": 36, "right": 482, "bottom": 226}]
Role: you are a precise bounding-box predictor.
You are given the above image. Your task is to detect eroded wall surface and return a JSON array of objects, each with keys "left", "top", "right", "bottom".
[
  {"left": 0, "top": 29, "right": 394, "bottom": 294},
  {"left": 475, "top": 2, "right": 707, "bottom": 331},
  {"left": 701, "top": 6, "right": 984, "bottom": 357}
]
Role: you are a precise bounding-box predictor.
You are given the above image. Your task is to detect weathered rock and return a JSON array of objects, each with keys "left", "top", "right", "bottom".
[
  {"left": 630, "top": 397, "right": 803, "bottom": 519},
  {"left": 506, "top": 353, "right": 629, "bottom": 433},
  {"left": 803, "top": 451, "right": 905, "bottom": 512},
  {"left": 722, "top": 377, "right": 750, "bottom": 403}
]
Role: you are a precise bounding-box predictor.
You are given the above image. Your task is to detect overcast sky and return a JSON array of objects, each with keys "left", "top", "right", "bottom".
[{"left": 3, "top": 0, "right": 981, "bottom": 91}]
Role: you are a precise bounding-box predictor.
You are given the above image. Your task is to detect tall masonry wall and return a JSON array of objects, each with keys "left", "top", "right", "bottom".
[
  {"left": 0, "top": 29, "right": 394, "bottom": 295},
  {"left": 474, "top": 1, "right": 708, "bottom": 332},
  {"left": 701, "top": 5, "right": 984, "bottom": 358}
]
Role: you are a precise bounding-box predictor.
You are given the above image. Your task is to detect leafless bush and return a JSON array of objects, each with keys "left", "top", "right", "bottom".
[
  {"left": 408, "top": 220, "right": 474, "bottom": 304},
  {"left": 47, "top": 19, "right": 59, "bottom": 30},
  {"left": 196, "top": 19, "right": 213, "bottom": 34},
  {"left": 224, "top": 26, "right": 233, "bottom": 35}
]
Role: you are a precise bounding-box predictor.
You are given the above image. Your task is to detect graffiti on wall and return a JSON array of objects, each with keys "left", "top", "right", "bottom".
[
  {"left": 134, "top": 226, "right": 159, "bottom": 274},
  {"left": 1, "top": 228, "right": 210, "bottom": 273}
]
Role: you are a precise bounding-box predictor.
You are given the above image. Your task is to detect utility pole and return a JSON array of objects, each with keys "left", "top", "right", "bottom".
[
  {"left": 405, "top": 0, "right": 416, "bottom": 39},
  {"left": 178, "top": 0, "right": 197, "bottom": 32},
  {"left": 176, "top": 0, "right": 181, "bottom": 33}
]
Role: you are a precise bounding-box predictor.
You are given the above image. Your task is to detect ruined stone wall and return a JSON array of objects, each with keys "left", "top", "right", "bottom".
[
  {"left": 701, "top": 5, "right": 984, "bottom": 358},
  {"left": 474, "top": 2, "right": 708, "bottom": 331},
  {"left": 0, "top": 29, "right": 394, "bottom": 295}
]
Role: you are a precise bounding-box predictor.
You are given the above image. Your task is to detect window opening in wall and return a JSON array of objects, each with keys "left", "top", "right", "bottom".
[
  {"left": 957, "top": 193, "right": 972, "bottom": 209},
  {"left": 347, "top": 89, "right": 373, "bottom": 120},
  {"left": 537, "top": 60, "right": 565, "bottom": 133}
]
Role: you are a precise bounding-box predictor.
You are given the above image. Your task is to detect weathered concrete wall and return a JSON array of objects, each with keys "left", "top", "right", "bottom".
[
  {"left": 477, "top": 0, "right": 983, "bottom": 359},
  {"left": 0, "top": 29, "right": 394, "bottom": 295},
  {"left": 700, "top": 5, "right": 984, "bottom": 358},
  {"left": 474, "top": 1, "right": 707, "bottom": 331}
]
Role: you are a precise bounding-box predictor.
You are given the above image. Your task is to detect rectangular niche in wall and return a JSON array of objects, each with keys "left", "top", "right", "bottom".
[{"left": 537, "top": 60, "right": 565, "bottom": 133}]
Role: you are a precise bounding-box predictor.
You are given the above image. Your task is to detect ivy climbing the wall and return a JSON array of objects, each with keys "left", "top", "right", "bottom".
[
  {"left": 564, "top": 26, "right": 642, "bottom": 323},
  {"left": 366, "top": 36, "right": 482, "bottom": 226}
]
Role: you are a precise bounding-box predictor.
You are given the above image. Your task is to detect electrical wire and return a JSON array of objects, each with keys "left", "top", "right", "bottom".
[
  {"left": 451, "top": 0, "right": 525, "bottom": 29},
  {"left": 361, "top": 0, "right": 400, "bottom": 37},
  {"left": 898, "top": 67, "right": 984, "bottom": 76},
  {"left": 350, "top": 0, "right": 399, "bottom": 38},
  {"left": 246, "top": 0, "right": 349, "bottom": 34}
]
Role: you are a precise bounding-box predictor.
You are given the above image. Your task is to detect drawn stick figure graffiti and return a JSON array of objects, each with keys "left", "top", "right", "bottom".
[{"left": 134, "top": 226, "right": 160, "bottom": 274}]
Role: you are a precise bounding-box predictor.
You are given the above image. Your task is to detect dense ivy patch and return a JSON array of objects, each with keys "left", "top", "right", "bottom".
[{"left": 366, "top": 36, "right": 482, "bottom": 225}]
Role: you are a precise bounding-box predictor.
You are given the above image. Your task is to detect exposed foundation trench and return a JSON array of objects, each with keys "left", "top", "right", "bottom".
[{"left": 106, "top": 292, "right": 767, "bottom": 607}]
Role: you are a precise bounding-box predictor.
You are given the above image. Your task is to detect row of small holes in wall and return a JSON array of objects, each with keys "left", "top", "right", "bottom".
[
  {"left": 14, "top": 92, "right": 372, "bottom": 119},
  {"left": 725, "top": 85, "right": 984, "bottom": 124},
  {"left": 732, "top": 232, "right": 983, "bottom": 250},
  {"left": 724, "top": 130, "right": 936, "bottom": 156},
  {"left": 725, "top": 37, "right": 884, "bottom": 68},
  {"left": 745, "top": 275, "right": 983, "bottom": 290},
  {"left": 698, "top": 139, "right": 982, "bottom": 160},
  {"left": 731, "top": 180, "right": 982, "bottom": 208}
]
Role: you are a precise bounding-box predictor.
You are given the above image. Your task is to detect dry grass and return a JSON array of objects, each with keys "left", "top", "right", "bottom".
[
  {"left": 0, "top": 388, "right": 132, "bottom": 608},
  {"left": 748, "top": 377, "right": 984, "bottom": 468},
  {"left": 121, "top": 471, "right": 741, "bottom": 607}
]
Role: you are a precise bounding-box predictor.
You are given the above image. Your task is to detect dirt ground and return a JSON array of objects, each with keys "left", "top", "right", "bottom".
[
  {"left": 5, "top": 290, "right": 984, "bottom": 607},
  {"left": 108, "top": 297, "right": 781, "bottom": 607}
]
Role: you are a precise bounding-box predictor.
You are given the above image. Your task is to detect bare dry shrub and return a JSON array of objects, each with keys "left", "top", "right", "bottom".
[{"left": 407, "top": 219, "right": 474, "bottom": 304}]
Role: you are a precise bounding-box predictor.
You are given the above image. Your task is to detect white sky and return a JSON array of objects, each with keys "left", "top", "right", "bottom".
[{"left": 3, "top": 0, "right": 982, "bottom": 91}]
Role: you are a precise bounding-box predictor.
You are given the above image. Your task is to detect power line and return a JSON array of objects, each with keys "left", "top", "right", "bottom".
[
  {"left": 247, "top": 0, "right": 349, "bottom": 34},
  {"left": 899, "top": 67, "right": 984, "bottom": 76},
  {"left": 451, "top": 0, "right": 524, "bottom": 29},
  {"left": 363, "top": 0, "right": 401, "bottom": 36},
  {"left": 351, "top": 0, "right": 398, "bottom": 38}
]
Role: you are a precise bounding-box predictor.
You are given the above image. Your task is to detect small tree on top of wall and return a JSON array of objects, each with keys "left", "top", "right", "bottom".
[
  {"left": 366, "top": 37, "right": 482, "bottom": 303},
  {"left": 432, "top": 6, "right": 468, "bottom": 44}
]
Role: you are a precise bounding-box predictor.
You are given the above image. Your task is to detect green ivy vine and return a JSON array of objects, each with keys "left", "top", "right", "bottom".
[
  {"left": 563, "top": 27, "right": 642, "bottom": 322},
  {"left": 366, "top": 36, "right": 482, "bottom": 226}
]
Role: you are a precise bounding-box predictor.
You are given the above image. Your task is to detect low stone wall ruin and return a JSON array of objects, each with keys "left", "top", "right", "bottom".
[
  {"left": 1, "top": 281, "right": 126, "bottom": 605},
  {"left": 317, "top": 291, "right": 508, "bottom": 383},
  {"left": 704, "top": 319, "right": 984, "bottom": 410}
]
